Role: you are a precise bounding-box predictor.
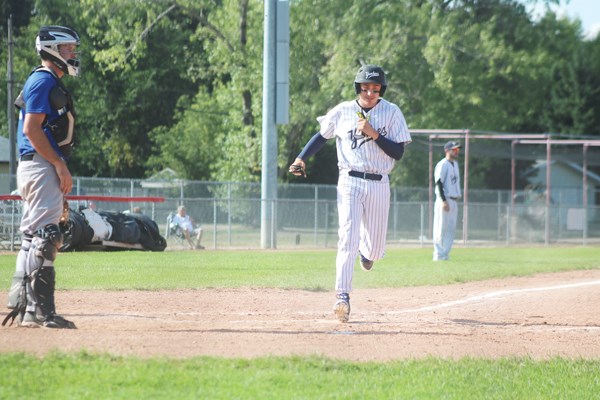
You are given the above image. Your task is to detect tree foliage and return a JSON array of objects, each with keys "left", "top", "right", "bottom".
[{"left": 1, "top": 0, "right": 598, "bottom": 190}]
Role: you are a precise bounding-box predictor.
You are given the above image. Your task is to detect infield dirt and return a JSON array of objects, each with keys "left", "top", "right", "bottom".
[{"left": 1, "top": 269, "right": 599, "bottom": 361}]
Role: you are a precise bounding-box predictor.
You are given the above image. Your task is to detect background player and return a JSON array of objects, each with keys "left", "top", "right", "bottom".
[
  {"left": 4, "top": 26, "right": 80, "bottom": 329},
  {"left": 433, "top": 141, "right": 462, "bottom": 261},
  {"left": 289, "top": 64, "right": 411, "bottom": 322}
]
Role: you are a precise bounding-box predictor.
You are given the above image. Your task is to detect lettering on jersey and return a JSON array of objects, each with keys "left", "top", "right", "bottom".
[
  {"left": 450, "top": 161, "right": 457, "bottom": 185},
  {"left": 348, "top": 126, "right": 388, "bottom": 150},
  {"left": 349, "top": 129, "right": 369, "bottom": 149}
]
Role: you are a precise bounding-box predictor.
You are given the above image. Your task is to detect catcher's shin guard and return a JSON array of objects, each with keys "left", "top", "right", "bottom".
[
  {"left": 27, "top": 264, "right": 76, "bottom": 329},
  {"left": 7, "top": 236, "right": 31, "bottom": 309},
  {"left": 31, "top": 265, "right": 57, "bottom": 317},
  {"left": 3, "top": 275, "right": 27, "bottom": 327},
  {"left": 27, "top": 224, "right": 63, "bottom": 317},
  {"left": 24, "top": 224, "right": 75, "bottom": 328},
  {"left": 3, "top": 237, "right": 32, "bottom": 327}
]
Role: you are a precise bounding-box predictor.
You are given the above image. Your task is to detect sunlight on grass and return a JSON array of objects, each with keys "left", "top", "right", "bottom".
[{"left": 0, "top": 247, "right": 598, "bottom": 291}]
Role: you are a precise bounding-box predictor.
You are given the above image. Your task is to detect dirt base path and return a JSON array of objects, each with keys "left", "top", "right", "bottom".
[{"left": 2, "top": 270, "right": 599, "bottom": 361}]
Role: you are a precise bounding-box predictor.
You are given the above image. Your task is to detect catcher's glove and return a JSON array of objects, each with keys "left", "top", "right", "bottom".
[
  {"left": 288, "top": 162, "right": 306, "bottom": 178},
  {"left": 59, "top": 200, "right": 69, "bottom": 225}
]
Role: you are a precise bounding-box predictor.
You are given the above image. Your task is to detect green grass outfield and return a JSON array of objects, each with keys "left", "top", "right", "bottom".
[{"left": 0, "top": 246, "right": 599, "bottom": 399}]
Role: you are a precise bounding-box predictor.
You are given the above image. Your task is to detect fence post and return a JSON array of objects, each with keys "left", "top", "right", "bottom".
[
  {"left": 130, "top": 180, "right": 134, "bottom": 211},
  {"left": 393, "top": 190, "right": 398, "bottom": 241},
  {"left": 213, "top": 199, "right": 217, "bottom": 249},
  {"left": 324, "top": 202, "right": 329, "bottom": 248},
  {"left": 227, "top": 183, "right": 232, "bottom": 246},
  {"left": 497, "top": 193, "right": 502, "bottom": 241},
  {"left": 271, "top": 199, "right": 276, "bottom": 249},
  {"left": 10, "top": 199, "right": 16, "bottom": 251},
  {"left": 420, "top": 203, "right": 425, "bottom": 247},
  {"left": 544, "top": 204, "right": 550, "bottom": 246},
  {"left": 314, "top": 186, "right": 318, "bottom": 246},
  {"left": 583, "top": 206, "right": 588, "bottom": 246},
  {"left": 505, "top": 205, "right": 510, "bottom": 245}
]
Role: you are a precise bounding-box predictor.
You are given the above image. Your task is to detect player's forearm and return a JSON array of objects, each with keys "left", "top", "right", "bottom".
[
  {"left": 436, "top": 180, "right": 446, "bottom": 201},
  {"left": 374, "top": 135, "right": 404, "bottom": 160},
  {"left": 297, "top": 132, "right": 327, "bottom": 160}
]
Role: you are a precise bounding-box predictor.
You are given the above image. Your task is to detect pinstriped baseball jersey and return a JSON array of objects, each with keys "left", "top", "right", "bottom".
[
  {"left": 434, "top": 159, "right": 461, "bottom": 199},
  {"left": 317, "top": 99, "right": 411, "bottom": 174}
]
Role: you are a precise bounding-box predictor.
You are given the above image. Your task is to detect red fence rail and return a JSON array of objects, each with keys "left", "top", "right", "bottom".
[{"left": 0, "top": 195, "right": 164, "bottom": 202}]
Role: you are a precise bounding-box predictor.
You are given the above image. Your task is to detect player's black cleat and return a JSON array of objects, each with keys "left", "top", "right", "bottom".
[
  {"left": 20, "top": 312, "right": 77, "bottom": 329},
  {"left": 359, "top": 252, "right": 374, "bottom": 271}
]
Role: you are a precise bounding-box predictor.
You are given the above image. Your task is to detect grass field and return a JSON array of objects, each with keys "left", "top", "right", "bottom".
[{"left": 0, "top": 246, "right": 599, "bottom": 399}]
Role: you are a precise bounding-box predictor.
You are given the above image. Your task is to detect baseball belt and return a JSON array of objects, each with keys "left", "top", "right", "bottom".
[
  {"left": 19, "top": 153, "right": 35, "bottom": 162},
  {"left": 348, "top": 170, "right": 383, "bottom": 181}
]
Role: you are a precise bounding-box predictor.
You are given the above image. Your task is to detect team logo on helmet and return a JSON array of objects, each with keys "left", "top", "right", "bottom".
[{"left": 354, "top": 64, "right": 387, "bottom": 97}]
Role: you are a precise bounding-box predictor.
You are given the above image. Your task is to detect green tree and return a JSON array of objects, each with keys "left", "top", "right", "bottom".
[
  {"left": 0, "top": 2, "right": 37, "bottom": 144},
  {"left": 149, "top": 0, "right": 265, "bottom": 182},
  {"left": 72, "top": 0, "right": 201, "bottom": 177},
  {"left": 536, "top": 14, "right": 598, "bottom": 136},
  {"left": 4, "top": 0, "right": 597, "bottom": 191}
]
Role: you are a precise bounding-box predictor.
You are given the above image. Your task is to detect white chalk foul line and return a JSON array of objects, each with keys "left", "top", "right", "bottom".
[{"left": 389, "top": 279, "right": 600, "bottom": 315}]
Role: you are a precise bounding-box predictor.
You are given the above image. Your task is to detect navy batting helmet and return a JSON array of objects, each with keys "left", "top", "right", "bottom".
[{"left": 354, "top": 64, "right": 387, "bottom": 97}]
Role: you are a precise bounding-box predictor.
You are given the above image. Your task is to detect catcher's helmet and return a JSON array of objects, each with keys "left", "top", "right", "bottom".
[
  {"left": 354, "top": 64, "right": 387, "bottom": 97},
  {"left": 36, "top": 26, "right": 81, "bottom": 77}
]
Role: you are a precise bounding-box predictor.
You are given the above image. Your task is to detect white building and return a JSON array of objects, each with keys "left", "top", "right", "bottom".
[
  {"left": 0, "top": 136, "right": 12, "bottom": 194},
  {"left": 523, "top": 160, "right": 600, "bottom": 227}
]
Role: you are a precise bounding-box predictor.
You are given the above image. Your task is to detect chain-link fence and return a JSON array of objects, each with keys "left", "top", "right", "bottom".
[{"left": 1, "top": 174, "right": 599, "bottom": 250}]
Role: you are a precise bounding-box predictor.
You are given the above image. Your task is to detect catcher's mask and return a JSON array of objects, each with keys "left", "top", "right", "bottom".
[
  {"left": 36, "top": 25, "right": 81, "bottom": 77},
  {"left": 354, "top": 64, "right": 386, "bottom": 97}
]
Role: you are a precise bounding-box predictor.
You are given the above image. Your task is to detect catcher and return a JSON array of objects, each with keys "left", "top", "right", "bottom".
[{"left": 3, "top": 26, "right": 80, "bottom": 329}]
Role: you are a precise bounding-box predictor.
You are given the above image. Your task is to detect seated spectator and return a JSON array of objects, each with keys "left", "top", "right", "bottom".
[
  {"left": 171, "top": 205, "right": 204, "bottom": 250},
  {"left": 124, "top": 206, "right": 142, "bottom": 215}
]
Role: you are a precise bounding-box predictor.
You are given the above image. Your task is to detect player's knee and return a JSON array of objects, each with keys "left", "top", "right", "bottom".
[
  {"left": 33, "top": 224, "right": 63, "bottom": 262},
  {"left": 35, "top": 224, "right": 63, "bottom": 248}
]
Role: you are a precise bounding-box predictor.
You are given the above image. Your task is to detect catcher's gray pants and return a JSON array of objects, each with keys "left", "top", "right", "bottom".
[{"left": 17, "top": 153, "right": 64, "bottom": 234}]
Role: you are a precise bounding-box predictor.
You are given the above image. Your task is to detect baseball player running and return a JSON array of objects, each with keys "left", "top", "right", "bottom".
[
  {"left": 289, "top": 64, "right": 411, "bottom": 322},
  {"left": 3, "top": 26, "right": 80, "bottom": 329},
  {"left": 433, "top": 141, "right": 462, "bottom": 261}
]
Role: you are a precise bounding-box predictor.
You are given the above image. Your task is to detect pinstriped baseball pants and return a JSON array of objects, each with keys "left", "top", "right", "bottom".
[{"left": 335, "top": 174, "right": 390, "bottom": 293}]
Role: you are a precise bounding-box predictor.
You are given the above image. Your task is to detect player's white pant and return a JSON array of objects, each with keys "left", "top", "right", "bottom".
[
  {"left": 335, "top": 174, "right": 390, "bottom": 293},
  {"left": 433, "top": 198, "right": 458, "bottom": 261}
]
